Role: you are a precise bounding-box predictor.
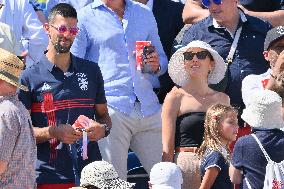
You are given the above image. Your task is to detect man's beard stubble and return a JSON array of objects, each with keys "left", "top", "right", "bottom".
[{"left": 51, "top": 37, "right": 72, "bottom": 54}]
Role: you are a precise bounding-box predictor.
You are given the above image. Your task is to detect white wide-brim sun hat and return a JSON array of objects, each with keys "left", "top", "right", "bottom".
[
  {"left": 241, "top": 90, "right": 284, "bottom": 130},
  {"left": 168, "top": 40, "right": 227, "bottom": 86}
]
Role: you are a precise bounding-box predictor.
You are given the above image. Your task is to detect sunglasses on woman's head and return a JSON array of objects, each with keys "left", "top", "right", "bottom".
[
  {"left": 50, "top": 25, "right": 79, "bottom": 36},
  {"left": 202, "top": 0, "right": 222, "bottom": 8},
  {"left": 183, "top": 51, "right": 211, "bottom": 61}
]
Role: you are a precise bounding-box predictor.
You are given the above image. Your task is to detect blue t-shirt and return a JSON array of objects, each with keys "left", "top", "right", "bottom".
[
  {"left": 231, "top": 129, "right": 284, "bottom": 189},
  {"left": 18, "top": 54, "right": 106, "bottom": 184},
  {"left": 200, "top": 150, "right": 233, "bottom": 189}
]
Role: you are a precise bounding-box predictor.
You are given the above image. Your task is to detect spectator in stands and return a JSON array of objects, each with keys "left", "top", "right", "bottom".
[
  {"left": 71, "top": 0, "right": 168, "bottom": 181},
  {"left": 149, "top": 162, "right": 183, "bottom": 189},
  {"left": 198, "top": 104, "right": 238, "bottom": 189},
  {"left": 75, "top": 161, "right": 135, "bottom": 189},
  {"left": 18, "top": 3, "right": 111, "bottom": 189},
  {"left": 133, "top": 0, "right": 184, "bottom": 103},
  {"left": 0, "top": 0, "right": 48, "bottom": 67},
  {"left": 242, "top": 26, "right": 284, "bottom": 106},
  {"left": 230, "top": 90, "right": 284, "bottom": 188},
  {"left": 162, "top": 40, "right": 229, "bottom": 189},
  {"left": 182, "top": 0, "right": 272, "bottom": 142},
  {"left": 0, "top": 48, "right": 36, "bottom": 188},
  {"left": 182, "top": 0, "right": 284, "bottom": 27},
  {"left": 0, "top": 22, "right": 22, "bottom": 55}
]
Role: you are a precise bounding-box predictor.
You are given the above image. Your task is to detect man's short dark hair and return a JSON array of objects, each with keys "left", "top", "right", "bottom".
[{"left": 48, "top": 3, "right": 77, "bottom": 23}]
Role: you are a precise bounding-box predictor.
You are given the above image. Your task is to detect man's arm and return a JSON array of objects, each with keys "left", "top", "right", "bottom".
[
  {"left": 182, "top": 0, "right": 209, "bottom": 24},
  {"left": 29, "top": 109, "right": 83, "bottom": 144},
  {"left": 240, "top": 6, "right": 284, "bottom": 27},
  {"left": 147, "top": 10, "right": 168, "bottom": 76},
  {"left": 229, "top": 164, "right": 242, "bottom": 184},
  {"left": 33, "top": 124, "right": 83, "bottom": 144},
  {"left": 85, "top": 103, "right": 112, "bottom": 141}
]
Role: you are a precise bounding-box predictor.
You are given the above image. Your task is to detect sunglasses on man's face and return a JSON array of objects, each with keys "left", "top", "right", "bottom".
[
  {"left": 50, "top": 25, "right": 79, "bottom": 36},
  {"left": 202, "top": 0, "right": 222, "bottom": 8},
  {"left": 183, "top": 51, "right": 211, "bottom": 61}
]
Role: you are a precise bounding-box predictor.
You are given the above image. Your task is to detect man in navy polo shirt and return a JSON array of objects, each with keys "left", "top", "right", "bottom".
[
  {"left": 182, "top": 0, "right": 272, "bottom": 136},
  {"left": 18, "top": 3, "right": 111, "bottom": 189}
]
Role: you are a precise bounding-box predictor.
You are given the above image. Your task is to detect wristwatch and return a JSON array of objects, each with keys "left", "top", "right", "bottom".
[{"left": 101, "top": 124, "right": 111, "bottom": 137}]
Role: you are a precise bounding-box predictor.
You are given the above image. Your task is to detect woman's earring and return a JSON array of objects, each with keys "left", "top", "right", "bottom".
[{"left": 208, "top": 69, "right": 212, "bottom": 74}]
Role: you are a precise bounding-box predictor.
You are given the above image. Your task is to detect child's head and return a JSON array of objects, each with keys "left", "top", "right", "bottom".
[{"left": 198, "top": 104, "right": 238, "bottom": 160}]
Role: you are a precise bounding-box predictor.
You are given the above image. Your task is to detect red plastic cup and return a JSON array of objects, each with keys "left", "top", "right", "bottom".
[{"left": 136, "top": 41, "right": 151, "bottom": 70}]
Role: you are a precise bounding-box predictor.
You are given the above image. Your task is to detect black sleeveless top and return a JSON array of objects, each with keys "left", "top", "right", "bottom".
[{"left": 175, "top": 112, "right": 206, "bottom": 148}]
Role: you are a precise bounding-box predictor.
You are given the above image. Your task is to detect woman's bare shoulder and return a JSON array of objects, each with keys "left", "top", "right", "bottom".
[
  {"left": 165, "top": 86, "right": 184, "bottom": 100},
  {"left": 214, "top": 91, "right": 230, "bottom": 105}
]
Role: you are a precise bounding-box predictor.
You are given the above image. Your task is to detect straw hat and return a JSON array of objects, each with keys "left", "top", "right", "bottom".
[
  {"left": 241, "top": 90, "right": 284, "bottom": 130},
  {"left": 168, "top": 40, "right": 227, "bottom": 86},
  {"left": 0, "top": 48, "right": 27, "bottom": 91},
  {"left": 80, "top": 161, "right": 135, "bottom": 189}
]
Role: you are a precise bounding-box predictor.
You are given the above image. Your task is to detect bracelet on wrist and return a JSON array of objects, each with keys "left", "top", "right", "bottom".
[{"left": 101, "top": 124, "right": 111, "bottom": 137}]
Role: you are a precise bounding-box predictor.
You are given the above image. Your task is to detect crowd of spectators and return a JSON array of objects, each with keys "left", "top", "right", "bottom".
[{"left": 0, "top": 0, "right": 283, "bottom": 189}]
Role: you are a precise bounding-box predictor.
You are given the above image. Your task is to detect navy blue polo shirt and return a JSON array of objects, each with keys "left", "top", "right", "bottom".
[
  {"left": 182, "top": 13, "right": 271, "bottom": 121},
  {"left": 200, "top": 150, "right": 233, "bottom": 189},
  {"left": 231, "top": 129, "right": 284, "bottom": 189},
  {"left": 18, "top": 54, "right": 106, "bottom": 184}
]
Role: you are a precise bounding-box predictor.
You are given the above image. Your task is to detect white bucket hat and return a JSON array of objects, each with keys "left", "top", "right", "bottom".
[
  {"left": 168, "top": 40, "right": 227, "bottom": 86},
  {"left": 241, "top": 90, "right": 284, "bottom": 130},
  {"left": 150, "top": 162, "right": 183, "bottom": 189},
  {"left": 80, "top": 161, "right": 135, "bottom": 189}
]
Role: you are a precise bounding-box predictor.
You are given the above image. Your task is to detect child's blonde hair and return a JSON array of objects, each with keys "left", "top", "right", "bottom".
[{"left": 197, "top": 104, "right": 237, "bottom": 162}]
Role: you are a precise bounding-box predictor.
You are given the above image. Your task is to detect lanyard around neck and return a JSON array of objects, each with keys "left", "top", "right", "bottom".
[{"left": 226, "top": 26, "right": 242, "bottom": 65}]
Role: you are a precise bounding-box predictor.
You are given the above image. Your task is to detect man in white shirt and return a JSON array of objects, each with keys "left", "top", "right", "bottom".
[
  {"left": 0, "top": 0, "right": 48, "bottom": 67},
  {"left": 0, "top": 22, "right": 22, "bottom": 55},
  {"left": 242, "top": 26, "right": 284, "bottom": 107}
]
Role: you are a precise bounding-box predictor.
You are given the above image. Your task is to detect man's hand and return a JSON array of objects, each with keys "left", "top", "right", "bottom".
[
  {"left": 85, "top": 120, "right": 105, "bottom": 141},
  {"left": 50, "top": 124, "right": 82, "bottom": 144},
  {"left": 144, "top": 50, "right": 160, "bottom": 73}
]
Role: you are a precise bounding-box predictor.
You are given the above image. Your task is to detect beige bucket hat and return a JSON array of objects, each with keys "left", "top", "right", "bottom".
[{"left": 0, "top": 48, "right": 27, "bottom": 91}]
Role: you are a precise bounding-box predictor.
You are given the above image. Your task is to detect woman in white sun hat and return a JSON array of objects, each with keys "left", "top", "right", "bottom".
[
  {"left": 230, "top": 89, "right": 284, "bottom": 189},
  {"left": 162, "top": 40, "right": 230, "bottom": 189}
]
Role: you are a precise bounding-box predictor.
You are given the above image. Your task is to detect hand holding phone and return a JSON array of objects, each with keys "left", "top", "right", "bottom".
[{"left": 142, "top": 45, "right": 155, "bottom": 73}]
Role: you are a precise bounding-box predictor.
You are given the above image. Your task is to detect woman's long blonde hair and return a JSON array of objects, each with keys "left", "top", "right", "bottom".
[{"left": 197, "top": 104, "right": 237, "bottom": 162}]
